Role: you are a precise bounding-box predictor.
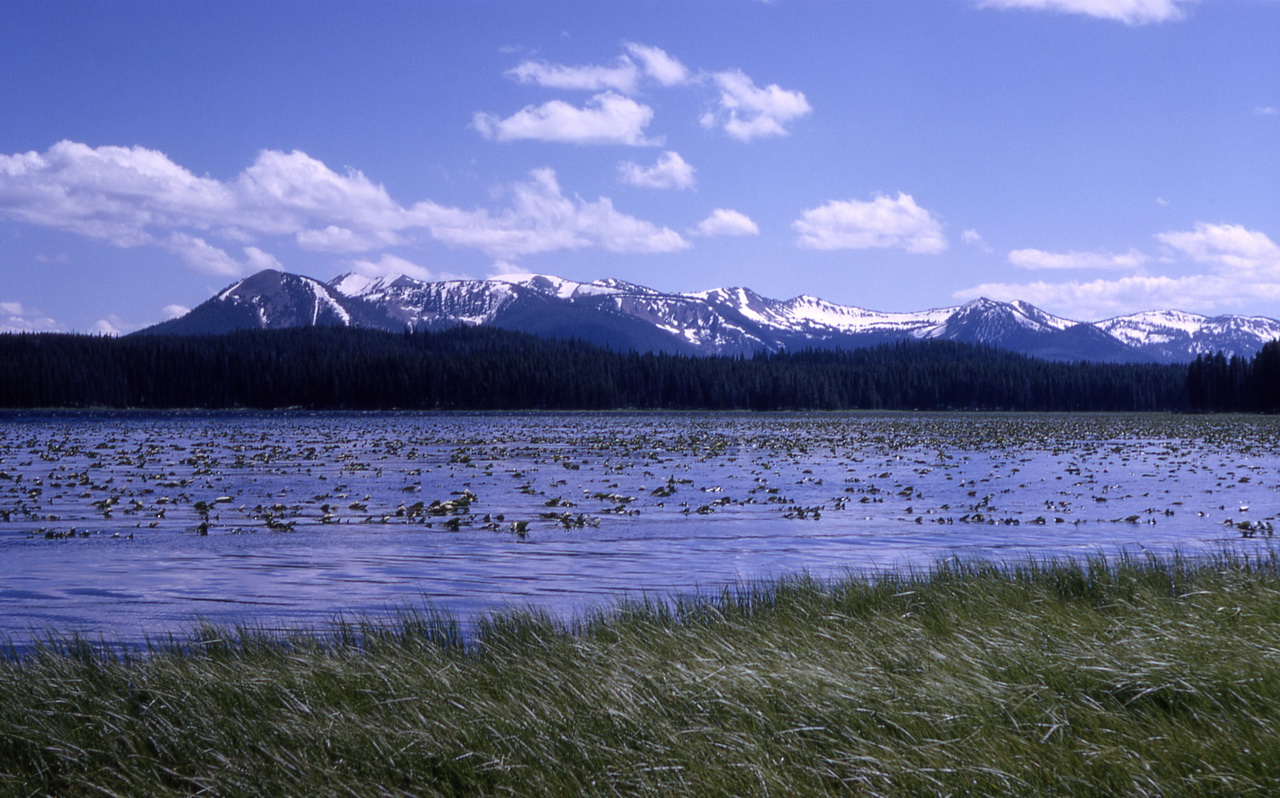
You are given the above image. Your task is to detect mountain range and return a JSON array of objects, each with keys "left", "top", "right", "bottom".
[{"left": 137, "top": 268, "right": 1280, "bottom": 364}]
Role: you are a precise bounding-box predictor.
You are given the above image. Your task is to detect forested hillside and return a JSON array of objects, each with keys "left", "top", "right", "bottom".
[
  {"left": 0, "top": 327, "right": 1192, "bottom": 411},
  {"left": 1186, "top": 342, "right": 1280, "bottom": 412}
]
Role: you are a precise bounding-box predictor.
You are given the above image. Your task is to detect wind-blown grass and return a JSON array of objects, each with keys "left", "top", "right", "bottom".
[{"left": 6, "top": 552, "right": 1280, "bottom": 795}]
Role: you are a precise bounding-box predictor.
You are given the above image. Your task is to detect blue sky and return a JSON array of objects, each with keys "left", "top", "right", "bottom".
[{"left": 1, "top": 0, "right": 1277, "bottom": 334}]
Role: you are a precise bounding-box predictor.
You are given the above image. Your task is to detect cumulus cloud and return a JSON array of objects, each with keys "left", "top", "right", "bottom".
[
  {"left": 623, "top": 43, "right": 691, "bottom": 86},
  {"left": 506, "top": 58, "right": 640, "bottom": 94},
  {"left": 958, "top": 222, "right": 1280, "bottom": 318},
  {"left": 1, "top": 300, "right": 62, "bottom": 332},
  {"left": 488, "top": 260, "right": 532, "bottom": 278},
  {"left": 490, "top": 44, "right": 803, "bottom": 144},
  {"left": 162, "top": 304, "right": 190, "bottom": 320},
  {"left": 89, "top": 316, "right": 132, "bottom": 336},
  {"left": 701, "top": 70, "right": 812, "bottom": 141},
  {"left": 347, "top": 253, "right": 440, "bottom": 282},
  {"left": 962, "top": 229, "right": 994, "bottom": 253},
  {"left": 955, "top": 274, "right": 1256, "bottom": 320},
  {"left": 964, "top": 275, "right": 1254, "bottom": 320},
  {"left": 503, "top": 43, "right": 689, "bottom": 94},
  {"left": 295, "top": 225, "right": 403, "bottom": 252},
  {"left": 473, "top": 92, "right": 658, "bottom": 145},
  {"left": 1156, "top": 223, "right": 1280, "bottom": 272},
  {"left": 411, "top": 168, "right": 689, "bottom": 259},
  {"left": 694, "top": 209, "right": 759, "bottom": 237},
  {"left": 0, "top": 141, "right": 683, "bottom": 272},
  {"left": 1009, "top": 247, "right": 1149, "bottom": 270},
  {"left": 794, "top": 193, "right": 946, "bottom": 254},
  {"left": 0, "top": 141, "right": 228, "bottom": 247},
  {"left": 976, "top": 0, "right": 1196, "bottom": 25},
  {"left": 0, "top": 141, "right": 405, "bottom": 267},
  {"left": 160, "top": 235, "right": 282, "bottom": 277},
  {"left": 618, "top": 151, "right": 695, "bottom": 190}
]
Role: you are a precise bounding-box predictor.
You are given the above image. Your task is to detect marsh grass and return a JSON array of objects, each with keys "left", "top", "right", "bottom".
[{"left": 7, "top": 552, "right": 1280, "bottom": 795}]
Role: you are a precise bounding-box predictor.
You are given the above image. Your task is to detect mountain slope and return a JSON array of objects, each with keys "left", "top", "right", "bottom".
[
  {"left": 1099, "top": 310, "right": 1280, "bottom": 363},
  {"left": 137, "top": 268, "right": 1280, "bottom": 362},
  {"left": 141, "top": 270, "right": 392, "bottom": 335}
]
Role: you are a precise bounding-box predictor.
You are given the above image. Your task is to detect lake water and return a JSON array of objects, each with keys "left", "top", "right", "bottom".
[{"left": 2, "top": 411, "right": 1277, "bottom": 647}]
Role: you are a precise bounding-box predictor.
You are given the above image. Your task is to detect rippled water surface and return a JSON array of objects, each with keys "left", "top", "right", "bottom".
[{"left": 3, "top": 410, "right": 1278, "bottom": 645}]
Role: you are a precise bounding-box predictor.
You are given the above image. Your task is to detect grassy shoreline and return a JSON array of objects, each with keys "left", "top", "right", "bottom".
[{"left": 6, "top": 553, "right": 1280, "bottom": 795}]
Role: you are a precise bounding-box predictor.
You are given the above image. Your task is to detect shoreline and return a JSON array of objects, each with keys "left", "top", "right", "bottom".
[{"left": 6, "top": 551, "right": 1280, "bottom": 793}]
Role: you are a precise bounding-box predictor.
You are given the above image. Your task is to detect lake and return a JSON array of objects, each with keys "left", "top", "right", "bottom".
[{"left": 2, "top": 410, "right": 1276, "bottom": 647}]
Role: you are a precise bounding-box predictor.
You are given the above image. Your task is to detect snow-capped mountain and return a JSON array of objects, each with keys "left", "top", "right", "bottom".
[
  {"left": 137, "top": 268, "right": 1280, "bottom": 363},
  {"left": 1098, "top": 310, "right": 1280, "bottom": 363},
  {"left": 142, "top": 269, "right": 392, "bottom": 335}
]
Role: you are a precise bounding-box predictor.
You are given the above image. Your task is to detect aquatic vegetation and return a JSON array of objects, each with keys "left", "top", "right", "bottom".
[{"left": 3, "top": 411, "right": 1280, "bottom": 648}]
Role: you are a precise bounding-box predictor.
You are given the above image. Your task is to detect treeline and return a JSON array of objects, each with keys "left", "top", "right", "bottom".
[
  {"left": 0, "top": 326, "right": 1192, "bottom": 412},
  {"left": 1187, "top": 342, "right": 1280, "bottom": 412}
]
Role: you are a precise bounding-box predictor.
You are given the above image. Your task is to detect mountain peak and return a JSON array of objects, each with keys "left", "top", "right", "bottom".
[
  {"left": 329, "top": 271, "right": 429, "bottom": 297},
  {"left": 216, "top": 268, "right": 288, "bottom": 300},
  {"left": 138, "top": 269, "right": 1280, "bottom": 362}
]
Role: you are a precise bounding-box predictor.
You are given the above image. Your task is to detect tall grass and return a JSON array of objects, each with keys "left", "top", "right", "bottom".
[{"left": 6, "top": 552, "right": 1280, "bottom": 795}]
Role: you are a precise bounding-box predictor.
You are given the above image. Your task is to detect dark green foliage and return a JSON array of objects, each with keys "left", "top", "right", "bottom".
[
  {"left": 1187, "top": 341, "right": 1280, "bottom": 412},
  {"left": 0, "top": 326, "right": 1189, "bottom": 411}
]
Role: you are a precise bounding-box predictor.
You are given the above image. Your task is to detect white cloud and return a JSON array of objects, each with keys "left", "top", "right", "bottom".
[
  {"left": 701, "top": 70, "right": 812, "bottom": 142},
  {"left": 295, "top": 225, "right": 403, "bottom": 252},
  {"left": 235, "top": 149, "right": 406, "bottom": 236},
  {"left": 163, "top": 234, "right": 282, "bottom": 277},
  {"left": 163, "top": 234, "right": 247, "bottom": 276},
  {"left": 618, "top": 151, "right": 695, "bottom": 190},
  {"left": 0, "top": 141, "right": 684, "bottom": 271},
  {"left": 0, "top": 300, "right": 61, "bottom": 333},
  {"left": 1156, "top": 223, "right": 1280, "bottom": 272},
  {"left": 90, "top": 316, "right": 128, "bottom": 336},
  {"left": 411, "top": 168, "right": 689, "bottom": 259},
  {"left": 490, "top": 45, "right": 804, "bottom": 144},
  {"left": 488, "top": 260, "right": 532, "bottom": 278},
  {"left": 503, "top": 43, "right": 690, "bottom": 95},
  {"left": 955, "top": 275, "right": 1210, "bottom": 319},
  {"left": 695, "top": 209, "right": 759, "bottom": 237},
  {"left": 0, "top": 140, "right": 229, "bottom": 247},
  {"left": 162, "top": 304, "right": 190, "bottom": 319},
  {"left": 348, "top": 253, "right": 439, "bottom": 282},
  {"left": 623, "top": 43, "right": 691, "bottom": 86},
  {"left": 1009, "top": 247, "right": 1149, "bottom": 270},
  {"left": 976, "top": 0, "right": 1196, "bottom": 25},
  {"left": 244, "top": 246, "right": 283, "bottom": 271},
  {"left": 473, "top": 92, "right": 658, "bottom": 145},
  {"left": 506, "top": 58, "right": 640, "bottom": 94},
  {"left": 958, "top": 223, "right": 1280, "bottom": 318},
  {"left": 961, "top": 229, "right": 994, "bottom": 253},
  {"left": 0, "top": 142, "right": 407, "bottom": 255},
  {"left": 1256, "top": 106, "right": 1279, "bottom": 117},
  {"left": 794, "top": 193, "right": 946, "bottom": 254}
]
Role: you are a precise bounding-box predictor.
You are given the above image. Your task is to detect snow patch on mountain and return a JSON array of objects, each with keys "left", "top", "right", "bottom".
[
  {"left": 147, "top": 268, "right": 1280, "bottom": 362},
  {"left": 1100, "top": 310, "right": 1280, "bottom": 359}
]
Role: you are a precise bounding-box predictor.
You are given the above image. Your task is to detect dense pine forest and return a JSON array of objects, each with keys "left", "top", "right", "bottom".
[
  {"left": 0, "top": 326, "right": 1205, "bottom": 411},
  {"left": 1185, "top": 342, "right": 1280, "bottom": 412}
]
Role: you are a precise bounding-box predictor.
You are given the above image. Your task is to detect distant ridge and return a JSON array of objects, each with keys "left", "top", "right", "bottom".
[{"left": 137, "top": 268, "right": 1280, "bottom": 363}]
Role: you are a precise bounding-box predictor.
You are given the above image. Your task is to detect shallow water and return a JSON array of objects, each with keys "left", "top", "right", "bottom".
[{"left": 2, "top": 410, "right": 1277, "bottom": 646}]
